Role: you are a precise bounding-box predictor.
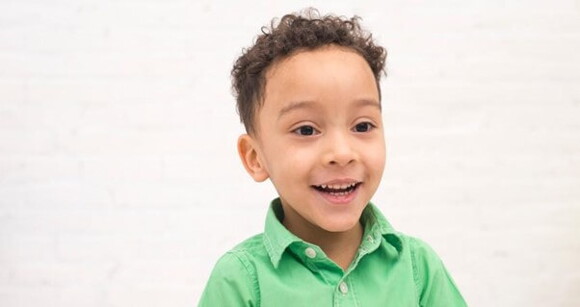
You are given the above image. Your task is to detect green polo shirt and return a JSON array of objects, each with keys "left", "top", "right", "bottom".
[{"left": 199, "top": 199, "right": 467, "bottom": 306}]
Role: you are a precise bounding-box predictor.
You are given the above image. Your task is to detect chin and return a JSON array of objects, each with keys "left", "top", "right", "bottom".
[
  {"left": 318, "top": 218, "right": 361, "bottom": 233},
  {"left": 314, "top": 202, "right": 369, "bottom": 233}
]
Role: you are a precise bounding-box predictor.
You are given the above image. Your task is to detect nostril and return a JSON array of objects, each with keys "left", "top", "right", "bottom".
[
  {"left": 328, "top": 157, "right": 355, "bottom": 166},
  {"left": 323, "top": 139, "right": 357, "bottom": 166}
]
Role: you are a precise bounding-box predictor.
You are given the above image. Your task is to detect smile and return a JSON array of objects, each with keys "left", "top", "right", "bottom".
[{"left": 311, "top": 182, "right": 361, "bottom": 196}]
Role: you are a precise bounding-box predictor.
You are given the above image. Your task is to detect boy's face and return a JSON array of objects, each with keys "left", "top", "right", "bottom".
[{"left": 238, "top": 45, "right": 386, "bottom": 235}]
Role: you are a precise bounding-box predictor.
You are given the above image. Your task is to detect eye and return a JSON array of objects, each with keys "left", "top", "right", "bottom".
[
  {"left": 353, "top": 122, "right": 375, "bottom": 133},
  {"left": 292, "top": 125, "right": 318, "bottom": 136}
]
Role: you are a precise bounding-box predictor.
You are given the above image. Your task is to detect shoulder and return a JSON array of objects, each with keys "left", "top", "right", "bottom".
[
  {"left": 198, "top": 234, "right": 266, "bottom": 307},
  {"left": 397, "top": 234, "right": 467, "bottom": 307},
  {"left": 404, "top": 235, "right": 442, "bottom": 264},
  {"left": 398, "top": 234, "right": 449, "bottom": 284},
  {"left": 214, "top": 232, "right": 267, "bottom": 276},
  {"left": 231, "top": 233, "right": 265, "bottom": 254}
]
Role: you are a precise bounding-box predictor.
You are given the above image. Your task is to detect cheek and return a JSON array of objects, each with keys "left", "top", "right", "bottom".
[
  {"left": 285, "top": 147, "right": 312, "bottom": 168},
  {"left": 369, "top": 153, "right": 386, "bottom": 170},
  {"left": 272, "top": 145, "right": 315, "bottom": 176},
  {"left": 262, "top": 142, "right": 300, "bottom": 170},
  {"left": 367, "top": 141, "right": 387, "bottom": 171}
]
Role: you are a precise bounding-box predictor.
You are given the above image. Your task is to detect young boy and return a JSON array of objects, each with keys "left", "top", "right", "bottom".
[{"left": 199, "top": 10, "right": 467, "bottom": 307}]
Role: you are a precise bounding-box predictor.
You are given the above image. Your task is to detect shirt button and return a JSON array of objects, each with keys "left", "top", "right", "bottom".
[
  {"left": 339, "top": 281, "right": 349, "bottom": 294},
  {"left": 305, "top": 247, "right": 317, "bottom": 259}
]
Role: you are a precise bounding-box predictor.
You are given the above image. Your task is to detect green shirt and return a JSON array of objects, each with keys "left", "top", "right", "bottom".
[{"left": 199, "top": 199, "right": 467, "bottom": 307}]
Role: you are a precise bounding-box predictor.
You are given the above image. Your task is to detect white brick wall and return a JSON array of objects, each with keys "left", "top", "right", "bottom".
[{"left": 1, "top": 0, "right": 579, "bottom": 306}]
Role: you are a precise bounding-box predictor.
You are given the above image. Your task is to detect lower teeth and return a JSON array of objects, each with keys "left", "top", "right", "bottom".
[{"left": 330, "top": 191, "right": 348, "bottom": 196}]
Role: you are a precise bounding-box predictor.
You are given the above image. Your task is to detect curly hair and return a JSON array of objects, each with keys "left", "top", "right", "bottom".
[{"left": 232, "top": 9, "right": 387, "bottom": 134}]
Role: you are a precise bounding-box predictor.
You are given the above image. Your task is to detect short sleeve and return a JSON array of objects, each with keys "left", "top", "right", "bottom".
[
  {"left": 198, "top": 251, "right": 259, "bottom": 307},
  {"left": 409, "top": 237, "right": 468, "bottom": 307}
]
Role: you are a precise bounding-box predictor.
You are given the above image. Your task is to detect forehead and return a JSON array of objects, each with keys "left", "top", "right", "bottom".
[{"left": 261, "top": 45, "right": 379, "bottom": 112}]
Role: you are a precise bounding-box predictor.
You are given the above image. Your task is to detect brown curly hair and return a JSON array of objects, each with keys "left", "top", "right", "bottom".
[{"left": 232, "top": 9, "right": 387, "bottom": 134}]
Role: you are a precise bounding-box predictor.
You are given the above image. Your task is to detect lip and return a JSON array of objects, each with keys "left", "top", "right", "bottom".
[
  {"left": 311, "top": 181, "right": 362, "bottom": 205},
  {"left": 313, "top": 178, "right": 361, "bottom": 186}
]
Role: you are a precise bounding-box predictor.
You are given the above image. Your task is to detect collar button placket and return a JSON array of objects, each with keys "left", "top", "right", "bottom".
[
  {"left": 339, "top": 281, "right": 349, "bottom": 295},
  {"left": 305, "top": 247, "right": 317, "bottom": 259}
]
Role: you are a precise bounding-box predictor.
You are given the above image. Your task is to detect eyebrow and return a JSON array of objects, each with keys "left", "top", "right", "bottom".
[
  {"left": 355, "top": 99, "right": 382, "bottom": 111},
  {"left": 278, "top": 99, "right": 381, "bottom": 119},
  {"left": 278, "top": 101, "right": 316, "bottom": 119}
]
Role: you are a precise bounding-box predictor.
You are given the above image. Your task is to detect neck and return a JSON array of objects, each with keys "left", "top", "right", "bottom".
[
  {"left": 282, "top": 211, "right": 363, "bottom": 271},
  {"left": 316, "top": 223, "right": 363, "bottom": 271}
]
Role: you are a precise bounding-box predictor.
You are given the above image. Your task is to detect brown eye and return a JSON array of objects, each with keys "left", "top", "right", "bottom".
[
  {"left": 293, "top": 125, "right": 317, "bottom": 136},
  {"left": 354, "top": 122, "right": 374, "bottom": 132}
]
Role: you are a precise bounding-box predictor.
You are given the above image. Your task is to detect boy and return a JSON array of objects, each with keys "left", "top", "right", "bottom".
[{"left": 199, "top": 10, "right": 467, "bottom": 307}]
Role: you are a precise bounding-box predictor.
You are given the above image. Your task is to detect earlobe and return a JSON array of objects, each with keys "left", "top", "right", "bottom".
[{"left": 237, "top": 134, "right": 269, "bottom": 182}]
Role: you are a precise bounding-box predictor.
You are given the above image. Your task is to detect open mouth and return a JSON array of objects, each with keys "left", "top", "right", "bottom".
[{"left": 311, "top": 182, "right": 362, "bottom": 196}]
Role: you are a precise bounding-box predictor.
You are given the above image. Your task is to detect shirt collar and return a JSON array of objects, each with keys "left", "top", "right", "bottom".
[
  {"left": 262, "top": 198, "right": 302, "bottom": 268},
  {"left": 359, "top": 201, "right": 403, "bottom": 255},
  {"left": 262, "top": 198, "right": 403, "bottom": 268}
]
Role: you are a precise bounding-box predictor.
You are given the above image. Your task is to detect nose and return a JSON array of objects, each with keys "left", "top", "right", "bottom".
[{"left": 322, "top": 130, "right": 357, "bottom": 167}]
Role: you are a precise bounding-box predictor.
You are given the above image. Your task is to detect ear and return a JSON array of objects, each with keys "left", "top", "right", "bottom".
[{"left": 237, "top": 134, "right": 269, "bottom": 182}]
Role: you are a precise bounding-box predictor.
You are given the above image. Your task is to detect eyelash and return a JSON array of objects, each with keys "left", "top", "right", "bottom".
[
  {"left": 352, "top": 121, "right": 376, "bottom": 133},
  {"left": 292, "top": 125, "right": 320, "bottom": 136},
  {"left": 291, "top": 121, "right": 376, "bottom": 136}
]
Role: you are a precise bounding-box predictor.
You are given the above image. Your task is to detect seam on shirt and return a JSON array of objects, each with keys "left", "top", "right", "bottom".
[
  {"left": 349, "top": 276, "right": 360, "bottom": 307},
  {"left": 316, "top": 263, "right": 332, "bottom": 284},
  {"left": 229, "top": 250, "right": 261, "bottom": 307},
  {"left": 262, "top": 232, "right": 276, "bottom": 264},
  {"left": 409, "top": 237, "right": 422, "bottom": 306}
]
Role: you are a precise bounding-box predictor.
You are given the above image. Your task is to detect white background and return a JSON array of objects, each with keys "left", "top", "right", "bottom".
[{"left": 1, "top": 0, "right": 579, "bottom": 306}]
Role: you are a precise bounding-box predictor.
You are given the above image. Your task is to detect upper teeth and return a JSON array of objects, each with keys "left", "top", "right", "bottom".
[{"left": 319, "top": 183, "right": 357, "bottom": 189}]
